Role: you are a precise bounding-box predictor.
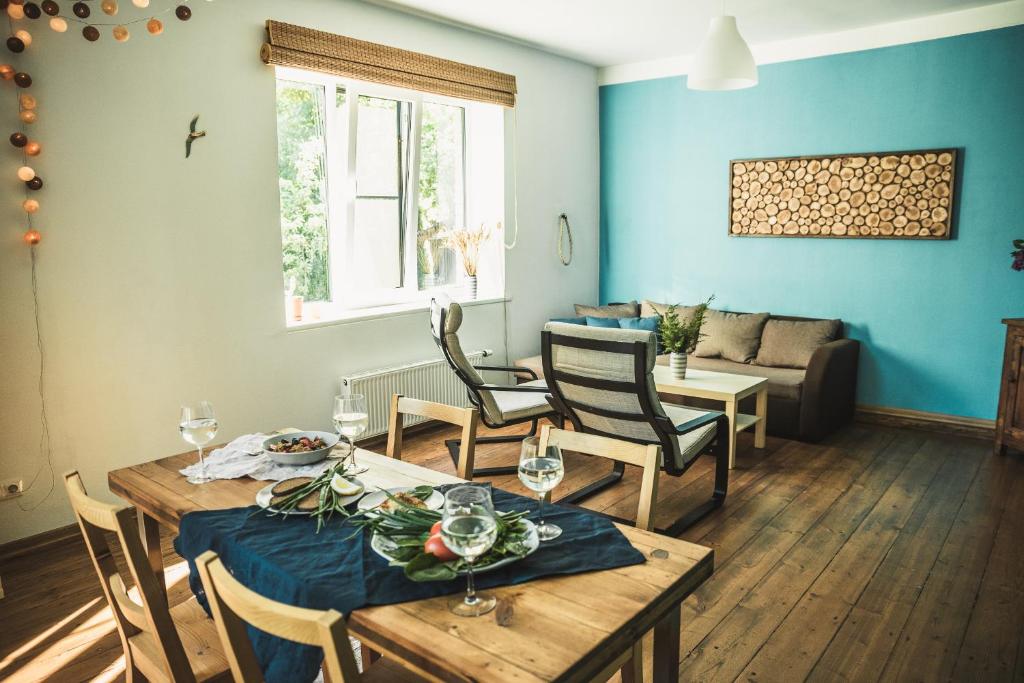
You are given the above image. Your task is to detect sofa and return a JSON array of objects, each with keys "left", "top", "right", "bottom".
[{"left": 516, "top": 299, "right": 860, "bottom": 442}]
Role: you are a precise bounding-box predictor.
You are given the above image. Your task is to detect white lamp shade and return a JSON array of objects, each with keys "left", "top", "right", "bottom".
[{"left": 688, "top": 16, "right": 758, "bottom": 91}]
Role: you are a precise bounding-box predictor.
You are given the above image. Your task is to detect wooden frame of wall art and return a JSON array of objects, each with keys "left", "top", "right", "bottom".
[{"left": 728, "top": 149, "right": 957, "bottom": 239}]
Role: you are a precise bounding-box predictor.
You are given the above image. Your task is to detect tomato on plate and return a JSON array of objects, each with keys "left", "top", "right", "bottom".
[
  {"left": 430, "top": 521, "right": 443, "bottom": 536},
  {"left": 424, "top": 534, "right": 457, "bottom": 562}
]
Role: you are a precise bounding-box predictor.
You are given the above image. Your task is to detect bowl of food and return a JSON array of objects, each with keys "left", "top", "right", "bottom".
[{"left": 262, "top": 431, "right": 339, "bottom": 466}]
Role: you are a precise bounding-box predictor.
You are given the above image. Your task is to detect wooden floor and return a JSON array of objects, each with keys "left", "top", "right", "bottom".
[{"left": 2, "top": 422, "right": 1022, "bottom": 682}]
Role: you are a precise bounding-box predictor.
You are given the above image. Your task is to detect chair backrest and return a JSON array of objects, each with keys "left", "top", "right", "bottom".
[
  {"left": 63, "top": 471, "right": 196, "bottom": 683},
  {"left": 387, "top": 393, "right": 479, "bottom": 478},
  {"left": 538, "top": 426, "right": 661, "bottom": 530},
  {"left": 541, "top": 322, "right": 689, "bottom": 475},
  {"left": 429, "top": 298, "right": 504, "bottom": 425},
  {"left": 194, "top": 551, "right": 361, "bottom": 683}
]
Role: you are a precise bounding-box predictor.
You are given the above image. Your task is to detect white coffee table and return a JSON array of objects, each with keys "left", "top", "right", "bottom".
[{"left": 653, "top": 365, "right": 768, "bottom": 469}]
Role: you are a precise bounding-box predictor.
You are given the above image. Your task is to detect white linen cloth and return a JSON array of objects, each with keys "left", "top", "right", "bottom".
[{"left": 178, "top": 433, "right": 337, "bottom": 483}]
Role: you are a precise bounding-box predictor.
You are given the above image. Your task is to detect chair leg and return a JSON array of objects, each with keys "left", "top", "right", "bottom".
[
  {"left": 445, "top": 419, "right": 542, "bottom": 478},
  {"left": 658, "top": 418, "right": 730, "bottom": 537}
]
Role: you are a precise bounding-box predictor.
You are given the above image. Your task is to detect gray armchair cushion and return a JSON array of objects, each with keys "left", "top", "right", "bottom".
[
  {"left": 544, "top": 322, "right": 717, "bottom": 471},
  {"left": 693, "top": 310, "right": 770, "bottom": 363},
  {"left": 488, "top": 379, "right": 552, "bottom": 422}
]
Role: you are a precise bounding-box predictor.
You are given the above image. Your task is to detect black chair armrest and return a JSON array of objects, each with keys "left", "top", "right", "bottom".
[
  {"left": 800, "top": 338, "right": 860, "bottom": 441},
  {"left": 671, "top": 410, "right": 726, "bottom": 435},
  {"left": 475, "top": 383, "right": 550, "bottom": 393},
  {"left": 473, "top": 364, "right": 540, "bottom": 381}
]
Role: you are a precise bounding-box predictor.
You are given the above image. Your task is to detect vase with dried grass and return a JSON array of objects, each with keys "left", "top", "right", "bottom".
[{"left": 447, "top": 223, "right": 492, "bottom": 300}]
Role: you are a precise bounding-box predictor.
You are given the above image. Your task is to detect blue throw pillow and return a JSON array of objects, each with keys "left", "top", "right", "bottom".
[
  {"left": 585, "top": 316, "right": 621, "bottom": 328},
  {"left": 550, "top": 316, "right": 587, "bottom": 325},
  {"left": 619, "top": 316, "right": 663, "bottom": 352}
]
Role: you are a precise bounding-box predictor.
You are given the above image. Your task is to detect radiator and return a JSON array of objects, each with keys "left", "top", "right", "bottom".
[{"left": 340, "top": 350, "right": 491, "bottom": 438}]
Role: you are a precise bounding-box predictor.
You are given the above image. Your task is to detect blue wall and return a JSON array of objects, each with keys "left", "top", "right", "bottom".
[{"left": 600, "top": 25, "right": 1024, "bottom": 420}]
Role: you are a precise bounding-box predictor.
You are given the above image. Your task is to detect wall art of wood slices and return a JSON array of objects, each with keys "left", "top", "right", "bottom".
[{"left": 728, "top": 149, "right": 957, "bottom": 239}]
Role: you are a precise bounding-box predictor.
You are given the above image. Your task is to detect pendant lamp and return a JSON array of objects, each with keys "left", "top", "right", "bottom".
[{"left": 688, "top": 14, "right": 758, "bottom": 91}]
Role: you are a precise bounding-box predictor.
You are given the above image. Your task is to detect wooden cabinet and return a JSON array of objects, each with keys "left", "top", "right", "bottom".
[{"left": 996, "top": 318, "right": 1024, "bottom": 455}]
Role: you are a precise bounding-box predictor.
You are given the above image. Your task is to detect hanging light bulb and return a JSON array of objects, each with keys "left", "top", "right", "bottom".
[
  {"left": 132, "top": 0, "right": 150, "bottom": 6},
  {"left": 113, "top": 25, "right": 129, "bottom": 41},
  {"left": 7, "top": 3, "right": 25, "bottom": 19},
  {"left": 23, "top": 198, "right": 40, "bottom": 213},
  {"left": 17, "top": 165, "right": 36, "bottom": 181},
  {"left": 25, "top": 140, "right": 40, "bottom": 155},
  {"left": 0, "top": 64, "right": 13, "bottom": 80},
  {"left": 49, "top": 16, "right": 67, "bottom": 32},
  {"left": 100, "top": 0, "right": 118, "bottom": 16},
  {"left": 23, "top": 228, "right": 41, "bottom": 245},
  {"left": 19, "top": 93, "right": 36, "bottom": 109},
  {"left": 146, "top": 17, "right": 162, "bottom": 35},
  {"left": 687, "top": 10, "right": 758, "bottom": 91},
  {"left": 20, "top": 110, "right": 37, "bottom": 123}
]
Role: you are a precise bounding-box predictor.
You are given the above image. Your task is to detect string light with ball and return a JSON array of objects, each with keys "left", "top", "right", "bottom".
[{"left": 2, "top": 0, "right": 209, "bottom": 510}]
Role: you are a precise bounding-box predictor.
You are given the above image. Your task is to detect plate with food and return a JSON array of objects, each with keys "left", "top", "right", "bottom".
[
  {"left": 262, "top": 431, "right": 338, "bottom": 466},
  {"left": 357, "top": 486, "right": 444, "bottom": 515},
  {"left": 368, "top": 507, "right": 539, "bottom": 582},
  {"left": 256, "top": 471, "right": 365, "bottom": 516}
]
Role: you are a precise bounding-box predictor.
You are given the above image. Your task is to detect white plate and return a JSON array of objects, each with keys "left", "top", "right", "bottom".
[
  {"left": 371, "top": 518, "right": 539, "bottom": 575},
  {"left": 357, "top": 487, "right": 444, "bottom": 515},
  {"left": 255, "top": 478, "right": 366, "bottom": 515}
]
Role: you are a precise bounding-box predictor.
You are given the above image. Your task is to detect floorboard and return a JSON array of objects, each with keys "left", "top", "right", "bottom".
[{"left": 0, "top": 422, "right": 1020, "bottom": 682}]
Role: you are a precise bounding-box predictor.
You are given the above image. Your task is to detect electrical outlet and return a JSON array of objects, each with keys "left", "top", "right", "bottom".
[{"left": 0, "top": 480, "right": 24, "bottom": 501}]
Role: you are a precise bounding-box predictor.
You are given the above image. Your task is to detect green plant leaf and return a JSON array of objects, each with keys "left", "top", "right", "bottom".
[{"left": 404, "top": 553, "right": 458, "bottom": 582}]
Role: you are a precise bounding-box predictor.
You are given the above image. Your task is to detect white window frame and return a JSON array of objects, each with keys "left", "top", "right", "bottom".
[{"left": 276, "top": 67, "right": 477, "bottom": 314}]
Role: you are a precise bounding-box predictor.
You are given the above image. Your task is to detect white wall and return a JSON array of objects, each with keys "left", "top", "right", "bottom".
[{"left": 0, "top": 0, "right": 599, "bottom": 543}]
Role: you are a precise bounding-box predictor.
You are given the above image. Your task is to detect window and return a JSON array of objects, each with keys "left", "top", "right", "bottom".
[{"left": 275, "top": 68, "right": 505, "bottom": 324}]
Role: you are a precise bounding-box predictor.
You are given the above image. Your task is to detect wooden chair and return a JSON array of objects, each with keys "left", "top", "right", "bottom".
[
  {"left": 536, "top": 427, "right": 659, "bottom": 683},
  {"left": 542, "top": 322, "right": 731, "bottom": 536},
  {"left": 63, "top": 471, "right": 229, "bottom": 683},
  {"left": 194, "top": 551, "right": 426, "bottom": 682},
  {"left": 537, "top": 426, "right": 661, "bottom": 531},
  {"left": 386, "top": 394, "right": 479, "bottom": 479}
]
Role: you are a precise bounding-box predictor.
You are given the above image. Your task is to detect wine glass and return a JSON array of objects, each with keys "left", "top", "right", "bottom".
[
  {"left": 518, "top": 437, "right": 564, "bottom": 541},
  {"left": 179, "top": 401, "right": 218, "bottom": 485},
  {"left": 441, "top": 486, "right": 499, "bottom": 617},
  {"left": 333, "top": 394, "right": 369, "bottom": 474}
]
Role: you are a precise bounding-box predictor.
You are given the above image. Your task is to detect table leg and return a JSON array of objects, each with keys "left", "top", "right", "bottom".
[
  {"left": 724, "top": 398, "right": 738, "bottom": 469},
  {"left": 652, "top": 604, "right": 681, "bottom": 683},
  {"left": 139, "top": 509, "right": 165, "bottom": 594},
  {"left": 754, "top": 388, "right": 768, "bottom": 449}
]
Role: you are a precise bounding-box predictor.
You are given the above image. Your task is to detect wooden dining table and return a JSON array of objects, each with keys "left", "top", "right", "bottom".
[{"left": 109, "top": 442, "right": 714, "bottom": 682}]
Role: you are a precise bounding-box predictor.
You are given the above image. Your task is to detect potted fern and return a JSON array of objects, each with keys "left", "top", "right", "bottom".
[{"left": 658, "top": 296, "right": 713, "bottom": 379}]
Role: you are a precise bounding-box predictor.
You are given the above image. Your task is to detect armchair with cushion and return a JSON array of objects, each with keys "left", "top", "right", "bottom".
[
  {"left": 541, "top": 322, "right": 731, "bottom": 535},
  {"left": 429, "top": 298, "right": 560, "bottom": 478}
]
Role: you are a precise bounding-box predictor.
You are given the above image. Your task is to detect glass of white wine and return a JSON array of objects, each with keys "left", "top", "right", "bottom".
[
  {"left": 441, "top": 485, "right": 499, "bottom": 616},
  {"left": 179, "top": 401, "right": 218, "bottom": 485},
  {"left": 333, "top": 394, "right": 369, "bottom": 474},
  {"left": 518, "top": 437, "right": 564, "bottom": 541}
]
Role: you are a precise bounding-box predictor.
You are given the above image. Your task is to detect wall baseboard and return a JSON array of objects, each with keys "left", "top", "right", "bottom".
[
  {"left": 0, "top": 523, "right": 80, "bottom": 562},
  {"left": 855, "top": 405, "right": 995, "bottom": 441}
]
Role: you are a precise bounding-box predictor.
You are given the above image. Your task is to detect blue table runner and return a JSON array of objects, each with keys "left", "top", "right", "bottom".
[{"left": 174, "top": 485, "right": 645, "bottom": 683}]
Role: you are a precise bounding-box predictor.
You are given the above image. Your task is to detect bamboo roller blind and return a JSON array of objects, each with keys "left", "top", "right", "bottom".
[{"left": 261, "top": 20, "right": 517, "bottom": 107}]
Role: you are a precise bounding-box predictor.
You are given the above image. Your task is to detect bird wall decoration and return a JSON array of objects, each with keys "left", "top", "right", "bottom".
[{"left": 185, "top": 114, "right": 206, "bottom": 158}]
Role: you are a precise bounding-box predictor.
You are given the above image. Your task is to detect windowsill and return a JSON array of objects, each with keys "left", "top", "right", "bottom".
[{"left": 285, "top": 296, "right": 510, "bottom": 332}]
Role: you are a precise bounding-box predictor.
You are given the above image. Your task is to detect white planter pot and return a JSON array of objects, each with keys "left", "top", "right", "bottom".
[
  {"left": 465, "top": 275, "right": 478, "bottom": 300},
  {"left": 669, "top": 352, "right": 688, "bottom": 379}
]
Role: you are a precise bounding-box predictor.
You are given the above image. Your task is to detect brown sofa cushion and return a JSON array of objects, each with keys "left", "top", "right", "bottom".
[
  {"left": 656, "top": 355, "right": 805, "bottom": 401},
  {"left": 693, "top": 310, "right": 769, "bottom": 363},
  {"left": 574, "top": 300, "right": 639, "bottom": 318},
  {"left": 756, "top": 318, "right": 841, "bottom": 369}
]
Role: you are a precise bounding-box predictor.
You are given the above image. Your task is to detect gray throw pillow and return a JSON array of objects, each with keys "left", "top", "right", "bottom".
[
  {"left": 693, "top": 310, "right": 770, "bottom": 363},
  {"left": 574, "top": 300, "right": 639, "bottom": 318},
  {"left": 641, "top": 300, "right": 698, "bottom": 321},
  {"left": 756, "top": 318, "right": 842, "bottom": 369}
]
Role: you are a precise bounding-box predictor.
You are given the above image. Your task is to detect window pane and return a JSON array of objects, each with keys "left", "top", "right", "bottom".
[
  {"left": 276, "top": 80, "right": 330, "bottom": 302},
  {"left": 353, "top": 198, "right": 402, "bottom": 289},
  {"left": 418, "top": 102, "right": 465, "bottom": 289},
  {"left": 352, "top": 95, "right": 409, "bottom": 292},
  {"left": 356, "top": 95, "right": 402, "bottom": 197}
]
